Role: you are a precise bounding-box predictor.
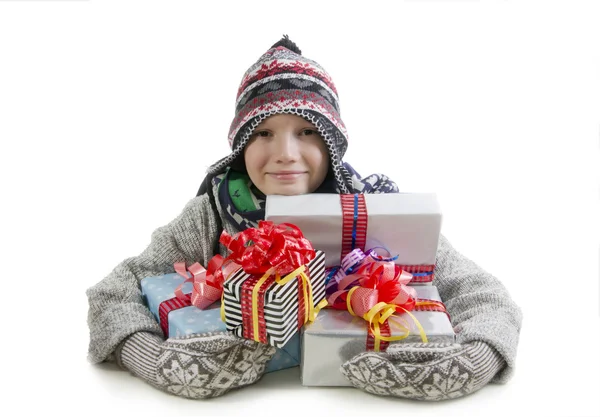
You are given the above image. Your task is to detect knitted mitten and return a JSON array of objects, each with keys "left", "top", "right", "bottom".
[
  {"left": 116, "top": 331, "right": 276, "bottom": 399},
  {"left": 341, "top": 341, "right": 504, "bottom": 401}
]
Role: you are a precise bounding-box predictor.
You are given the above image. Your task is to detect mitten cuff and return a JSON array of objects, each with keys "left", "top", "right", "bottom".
[{"left": 117, "top": 331, "right": 163, "bottom": 381}]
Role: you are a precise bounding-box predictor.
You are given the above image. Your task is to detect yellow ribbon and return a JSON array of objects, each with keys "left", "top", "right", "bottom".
[
  {"left": 220, "top": 292, "right": 226, "bottom": 322},
  {"left": 346, "top": 287, "right": 429, "bottom": 351}
]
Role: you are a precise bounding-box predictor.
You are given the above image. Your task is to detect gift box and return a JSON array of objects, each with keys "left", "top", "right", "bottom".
[
  {"left": 265, "top": 193, "right": 442, "bottom": 284},
  {"left": 141, "top": 273, "right": 300, "bottom": 374},
  {"left": 222, "top": 250, "right": 326, "bottom": 349},
  {"left": 301, "top": 285, "right": 455, "bottom": 386}
]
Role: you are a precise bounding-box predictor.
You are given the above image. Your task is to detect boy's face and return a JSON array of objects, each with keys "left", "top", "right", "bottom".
[{"left": 244, "top": 114, "right": 330, "bottom": 196}]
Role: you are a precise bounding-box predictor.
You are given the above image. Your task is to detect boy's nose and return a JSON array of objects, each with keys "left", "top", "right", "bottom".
[{"left": 274, "top": 133, "right": 300, "bottom": 162}]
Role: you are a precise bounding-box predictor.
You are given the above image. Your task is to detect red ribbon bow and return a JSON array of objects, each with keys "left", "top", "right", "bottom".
[
  {"left": 219, "top": 220, "right": 316, "bottom": 276},
  {"left": 327, "top": 249, "right": 417, "bottom": 316},
  {"left": 173, "top": 255, "right": 240, "bottom": 309}
]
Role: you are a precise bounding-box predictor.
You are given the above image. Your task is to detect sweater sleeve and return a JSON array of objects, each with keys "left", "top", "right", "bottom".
[
  {"left": 433, "top": 234, "right": 523, "bottom": 383},
  {"left": 86, "top": 194, "right": 221, "bottom": 364}
]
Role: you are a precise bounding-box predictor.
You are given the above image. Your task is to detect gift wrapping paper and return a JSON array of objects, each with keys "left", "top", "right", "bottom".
[
  {"left": 265, "top": 193, "right": 442, "bottom": 278},
  {"left": 141, "top": 273, "right": 300, "bottom": 373},
  {"left": 301, "top": 285, "right": 455, "bottom": 386},
  {"left": 222, "top": 250, "right": 326, "bottom": 348}
]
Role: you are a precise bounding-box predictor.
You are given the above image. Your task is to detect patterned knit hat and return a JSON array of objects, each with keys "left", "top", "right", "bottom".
[{"left": 207, "top": 35, "right": 352, "bottom": 193}]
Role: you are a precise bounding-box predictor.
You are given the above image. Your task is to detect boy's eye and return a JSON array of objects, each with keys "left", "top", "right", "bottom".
[
  {"left": 252, "top": 129, "right": 318, "bottom": 138},
  {"left": 301, "top": 129, "right": 317, "bottom": 136}
]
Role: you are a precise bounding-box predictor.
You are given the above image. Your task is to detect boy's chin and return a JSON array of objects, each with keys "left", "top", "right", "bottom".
[{"left": 262, "top": 184, "right": 311, "bottom": 196}]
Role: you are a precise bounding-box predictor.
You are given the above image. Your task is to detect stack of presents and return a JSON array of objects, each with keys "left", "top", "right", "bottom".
[{"left": 141, "top": 193, "right": 455, "bottom": 386}]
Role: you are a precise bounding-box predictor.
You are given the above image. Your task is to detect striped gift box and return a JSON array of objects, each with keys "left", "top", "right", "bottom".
[{"left": 223, "top": 250, "right": 326, "bottom": 348}]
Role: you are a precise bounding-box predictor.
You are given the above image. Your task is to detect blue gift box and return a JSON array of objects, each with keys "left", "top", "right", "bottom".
[{"left": 141, "top": 272, "right": 300, "bottom": 373}]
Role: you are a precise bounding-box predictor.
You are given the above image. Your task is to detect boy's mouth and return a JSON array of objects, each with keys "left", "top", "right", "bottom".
[{"left": 267, "top": 171, "right": 307, "bottom": 181}]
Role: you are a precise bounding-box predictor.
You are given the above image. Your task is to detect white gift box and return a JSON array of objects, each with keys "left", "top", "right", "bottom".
[
  {"left": 265, "top": 193, "right": 442, "bottom": 271},
  {"left": 300, "top": 285, "right": 455, "bottom": 387}
]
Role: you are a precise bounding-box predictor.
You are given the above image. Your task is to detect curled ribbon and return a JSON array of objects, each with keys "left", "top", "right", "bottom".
[
  {"left": 219, "top": 220, "right": 316, "bottom": 275},
  {"left": 326, "top": 248, "right": 416, "bottom": 311},
  {"left": 325, "top": 248, "right": 429, "bottom": 351},
  {"left": 173, "top": 255, "right": 241, "bottom": 310}
]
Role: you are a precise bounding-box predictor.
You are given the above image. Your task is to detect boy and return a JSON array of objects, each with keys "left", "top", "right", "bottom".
[{"left": 86, "top": 35, "right": 522, "bottom": 400}]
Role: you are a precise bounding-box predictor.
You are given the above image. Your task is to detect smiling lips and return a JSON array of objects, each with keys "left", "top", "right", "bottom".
[{"left": 267, "top": 171, "right": 307, "bottom": 181}]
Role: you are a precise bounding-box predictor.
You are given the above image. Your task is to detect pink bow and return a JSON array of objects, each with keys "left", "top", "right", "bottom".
[{"left": 173, "top": 255, "right": 240, "bottom": 309}]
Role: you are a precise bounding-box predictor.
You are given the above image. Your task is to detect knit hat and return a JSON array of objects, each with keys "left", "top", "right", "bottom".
[{"left": 206, "top": 35, "right": 353, "bottom": 193}]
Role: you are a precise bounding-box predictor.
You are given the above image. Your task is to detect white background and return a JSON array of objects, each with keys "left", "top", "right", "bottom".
[{"left": 1, "top": 0, "right": 599, "bottom": 416}]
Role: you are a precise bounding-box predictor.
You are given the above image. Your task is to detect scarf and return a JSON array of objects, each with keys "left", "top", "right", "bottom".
[{"left": 213, "top": 162, "right": 399, "bottom": 233}]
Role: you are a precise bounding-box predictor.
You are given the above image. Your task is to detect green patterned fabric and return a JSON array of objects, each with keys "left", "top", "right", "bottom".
[{"left": 226, "top": 169, "right": 262, "bottom": 213}]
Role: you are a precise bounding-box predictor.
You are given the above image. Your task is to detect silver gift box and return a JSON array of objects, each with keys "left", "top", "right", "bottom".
[
  {"left": 265, "top": 193, "right": 442, "bottom": 270},
  {"left": 301, "top": 285, "right": 455, "bottom": 386}
]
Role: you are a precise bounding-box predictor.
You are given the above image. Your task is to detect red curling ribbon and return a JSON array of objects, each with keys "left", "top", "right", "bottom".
[
  {"left": 326, "top": 248, "right": 417, "bottom": 312},
  {"left": 219, "top": 220, "right": 316, "bottom": 276}
]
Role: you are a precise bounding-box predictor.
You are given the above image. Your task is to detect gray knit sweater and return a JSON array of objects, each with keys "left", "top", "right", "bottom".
[{"left": 86, "top": 186, "right": 522, "bottom": 383}]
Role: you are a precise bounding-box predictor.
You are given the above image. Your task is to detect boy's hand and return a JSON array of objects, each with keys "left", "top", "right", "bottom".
[
  {"left": 340, "top": 341, "right": 504, "bottom": 401},
  {"left": 117, "top": 331, "right": 276, "bottom": 399}
]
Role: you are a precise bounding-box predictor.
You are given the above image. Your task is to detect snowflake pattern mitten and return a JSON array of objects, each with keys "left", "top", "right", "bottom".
[
  {"left": 340, "top": 341, "right": 505, "bottom": 401},
  {"left": 117, "top": 331, "right": 276, "bottom": 399}
]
